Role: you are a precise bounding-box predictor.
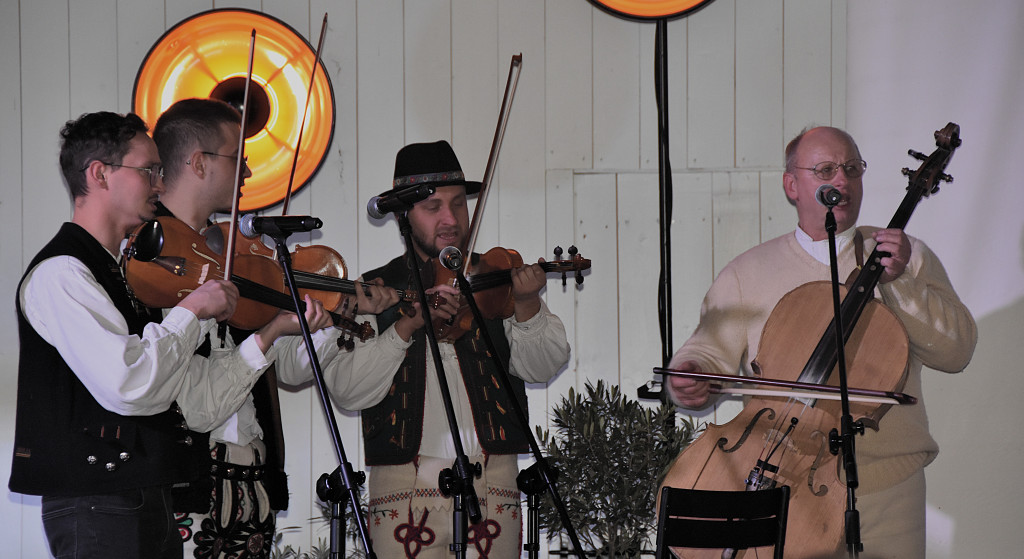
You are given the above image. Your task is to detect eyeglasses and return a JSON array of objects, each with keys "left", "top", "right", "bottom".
[
  {"left": 793, "top": 159, "right": 867, "bottom": 181},
  {"left": 89, "top": 162, "right": 165, "bottom": 187},
  {"left": 202, "top": 151, "right": 249, "bottom": 167}
]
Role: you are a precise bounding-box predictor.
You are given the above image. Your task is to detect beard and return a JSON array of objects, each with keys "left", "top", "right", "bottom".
[{"left": 410, "top": 227, "right": 464, "bottom": 259}]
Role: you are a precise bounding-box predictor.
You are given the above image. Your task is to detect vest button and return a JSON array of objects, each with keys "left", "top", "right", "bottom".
[
  {"left": 87, "top": 455, "right": 97, "bottom": 465},
  {"left": 105, "top": 462, "right": 117, "bottom": 472},
  {"left": 183, "top": 435, "right": 193, "bottom": 446},
  {"left": 119, "top": 452, "right": 131, "bottom": 462}
]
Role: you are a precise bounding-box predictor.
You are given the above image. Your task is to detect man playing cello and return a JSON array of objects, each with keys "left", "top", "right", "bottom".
[{"left": 666, "top": 126, "right": 977, "bottom": 557}]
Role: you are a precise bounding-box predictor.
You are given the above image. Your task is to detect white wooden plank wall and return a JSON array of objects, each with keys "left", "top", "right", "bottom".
[{"left": 0, "top": 0, "right": 847, "bottom": 556}]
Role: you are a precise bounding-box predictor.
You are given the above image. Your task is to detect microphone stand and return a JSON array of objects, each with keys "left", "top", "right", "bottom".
[
  {"left": 441, "top": 250, "right": 586, "bottom": 559},
  {"left": 267, "top": 231, "right": 376, "bottom": 559},
  {"left": 821, "top": 207, "right": 864, "bottom": 557},
  {"left": 394, "top": 213, "right": 482, "bottom": 559}
]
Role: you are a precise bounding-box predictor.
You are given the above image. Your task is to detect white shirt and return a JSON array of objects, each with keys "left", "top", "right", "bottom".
[
  {"left": 19, "top": 252, "right": 329, "bottom": 446},
  {"left": 326, "top": 287, "right": 571, "bottom": 459}
]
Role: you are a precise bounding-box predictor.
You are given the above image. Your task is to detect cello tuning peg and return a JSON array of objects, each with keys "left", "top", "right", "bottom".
[{"left": 907, "top": 149, "right": 927, "bottom": 161}]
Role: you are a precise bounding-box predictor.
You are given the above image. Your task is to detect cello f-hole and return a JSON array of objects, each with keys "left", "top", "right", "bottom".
[
  {"left": 808, "top": 429, "right": 831, "bottom": 497},
  {"left": 718, "top": 407, "right": 776, "bottom": 453}
]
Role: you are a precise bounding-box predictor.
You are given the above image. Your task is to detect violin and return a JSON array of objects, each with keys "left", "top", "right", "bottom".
[
  {"left": 429, "top": 245, "right": 590, "bottom": 342},
  {"left": 657, "top": 123, "right": 961, "bottom": 558},
  {"left": 123, "top": 216, "right": 374, "bottom": 341}
]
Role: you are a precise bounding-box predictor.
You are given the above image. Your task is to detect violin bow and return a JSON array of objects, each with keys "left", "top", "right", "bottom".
[
  {"left": 224, "top": 28, "right": 257, "bottom": 279},
  {"left": 653, "top": 367, "right": 917, "bottom": 405},
  {"left": 462, "top": 53, "right": 523, "bottom": 273},
  {"left": 281, "top": 13, "right": 328, "bottom": 216}
]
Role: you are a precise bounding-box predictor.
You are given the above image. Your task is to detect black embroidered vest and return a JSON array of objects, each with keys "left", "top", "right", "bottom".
[
  {"left": 360, "top": 254, "right": 529, "bottom": 466},
  {"left": 9, "top": 223, "right": 206, "bottom": 497}
]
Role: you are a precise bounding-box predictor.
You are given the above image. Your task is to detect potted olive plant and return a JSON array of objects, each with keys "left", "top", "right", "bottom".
[{"left": 535, "top": 380, "right": 699, "bottom": 557}]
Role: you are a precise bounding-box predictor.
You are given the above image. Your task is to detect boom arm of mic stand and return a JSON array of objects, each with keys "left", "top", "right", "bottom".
[
  {"left": 270, "top": 234, "right": 377, "bottom": 559},
  {"left": 394, "top": 214, "right": 481, "bottom": 558},
  {"left": 449, "top": 271, "right": 586, "bottom": 559}
]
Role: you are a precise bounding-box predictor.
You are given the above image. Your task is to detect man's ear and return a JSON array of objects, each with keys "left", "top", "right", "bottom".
[
  {"left": 782, "top": 172, "right": 798, "bottom": 203},
  {"left": 85, "top": 160, "right": 108, "bottom": 188},
  {"left": 187, "top": 150, "right": 205, "bottom": 177}
]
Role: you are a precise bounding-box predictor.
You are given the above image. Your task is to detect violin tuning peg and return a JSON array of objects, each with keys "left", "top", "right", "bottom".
[
  {"left": 941, "top": 173, "right": 954, "bottom": 183},
  {"left": 553, "top": 246, "right": 563, "bottom": 259},
  {"left": 901, "top": 167, "right": 912, "bottom": 177},
  {"left": 575, "top": 269, "right": 584, "bottom": 286},
  {"left": 568, "top": 245, "right": 578, "bottom": 257},
  {"left": 907, "top": 149, "right": 927, "bottom": 161}
]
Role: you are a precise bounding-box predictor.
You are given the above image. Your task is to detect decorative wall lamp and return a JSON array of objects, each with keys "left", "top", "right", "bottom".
[{"left": 133, "top": 9, "right": 335, "bottom": 211}]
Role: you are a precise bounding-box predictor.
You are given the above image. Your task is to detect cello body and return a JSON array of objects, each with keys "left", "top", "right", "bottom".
[{"left": 659, "top": 283, "right": 909, "bottom": 558}]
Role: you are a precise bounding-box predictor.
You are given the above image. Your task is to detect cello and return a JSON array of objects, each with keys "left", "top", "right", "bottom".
[{"left": 657, "top": 123, "right": 961, "bottom": 558}]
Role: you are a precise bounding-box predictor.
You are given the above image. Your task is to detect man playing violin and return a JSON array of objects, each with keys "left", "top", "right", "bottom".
[
  {"left": 151, "top": 98, "right": 400, "bottom": 558},
  {"left": 330, "top": 140, "right": 570, "bottom": 558},
  {"left": 666, "top": 126, "right": 977, "bottom": 557},
  {"left": 7, "top": 111, "right": 255, "bottom": 558}
]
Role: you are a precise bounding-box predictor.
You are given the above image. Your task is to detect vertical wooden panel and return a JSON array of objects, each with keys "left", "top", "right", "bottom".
[
  {"left": 452, "top": 0, "right": 499, "bottom": 250},
  {"left": 783, "top": 0, "right": 833, "bottom": 138},
  {"left": 592, "top": 11, "right": 641, "bottom": 169},
  {"left": 70, "top": 0, "right": 118, "bottom": 117},
  {"left": 669, "top": 172, "right": 713, "bottom": 351},
  {"left": 686, "top": 0, "right": 735, "bottom": 169},
  {"left": 0, "top": 1, "right": 26, "bottom": 555},
  {"left": 712, "top": 171, "right": 760, "bottom": 276},
  {"left": 405, "top": 0, "right": 453, "bottom": 142},
  {"left": 118, "top": 0, "right": 167, "bottom": 113},
  {"left": 545, "top": 0, "right": 593, "bottom": 170},
  {"left": 736, "top": 0, "right": 783, "bottom": 167},
  {"left": 497, "top": 0, "right": 546, "bottom": 256},
  {"left": 539, "top": 169, "right": 580, "bottom": 422},
  {"left": 21, "top": 0, "right": 71, "bottom": 258},
  {"left": 167, "top": 0, "right": 210, "bottom": 28},
  {"left": 760, "top": 170, "right": 792, "bottom": 242},
  {"left": 831, "top": 0, "right": 847, "bottom": 127},
  {"left": 357, "top": 0, "right": 408, "bottom": 274},
  {"left": 573, "top": 172, "right": 619, "bottom": 388},
  {"left": 616, "top": 173, "right": 662, "bottom": 392}
]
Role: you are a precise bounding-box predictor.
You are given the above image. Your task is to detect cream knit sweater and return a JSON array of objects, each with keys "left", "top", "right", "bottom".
[{"left": 670, "top": 227, "right": 977, "bottom": 493}]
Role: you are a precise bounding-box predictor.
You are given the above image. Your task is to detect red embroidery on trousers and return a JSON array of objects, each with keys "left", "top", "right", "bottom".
[
  {"left": 467, "top": 519, "right": 502, "bottom": 558},
  {"left": 394, "top": 509, "right": 435, "bottom": 558}
]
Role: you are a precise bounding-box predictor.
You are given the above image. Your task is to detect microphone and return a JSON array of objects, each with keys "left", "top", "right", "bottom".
[
  {"left": 439, "top": 246, "right": 464, "bottom": 271},
  {"left": 815, "top": 184, "right": 842, "bottom": 208},
  {"left": 367, "top": 184, "right": 436, "bottom": 219},
  {"left": 239, "top": 214, "right": 323, "bottom": 237}
]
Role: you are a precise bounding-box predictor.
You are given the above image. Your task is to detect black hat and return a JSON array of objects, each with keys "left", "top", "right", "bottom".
[{"left": 392, "top": 140, "right": 482, "bottom": 195}]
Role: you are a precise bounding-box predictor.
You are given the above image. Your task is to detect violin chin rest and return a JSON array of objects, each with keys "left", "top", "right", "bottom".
[{"left": 130, "top": 220, "right": 165, "bottom": 262}]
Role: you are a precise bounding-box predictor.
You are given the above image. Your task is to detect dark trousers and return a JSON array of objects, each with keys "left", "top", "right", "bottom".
[{"left": 42, "top": 485, "right": 182, "bottom": 559}]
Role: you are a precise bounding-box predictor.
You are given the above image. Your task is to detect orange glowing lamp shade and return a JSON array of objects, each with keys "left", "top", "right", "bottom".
[
  {"left": 588, "top": 0, "right": 715, "bottom": 20},
  {"left": 133, "top": 9, "right": 335, "bottom": 211}
]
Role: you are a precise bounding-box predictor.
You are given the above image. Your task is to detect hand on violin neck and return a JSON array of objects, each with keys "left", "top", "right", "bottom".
[
  {"left": 178, "top": 279, "right": 238, "bottom": 323},
  {"left": 511, "top": 259, "right": 546, "bottom": 322},
  {"left": 665, "top": 360, "right": 713, "bottom": 409},
  {"left": 355, "top": 277, "right": 401, "bottom": 315},
  {"left": 253, "top": 295, "right": 332, "bottom": 353},
  {"left": 394, "top": 285, "right": 459, "bottom": 342}
]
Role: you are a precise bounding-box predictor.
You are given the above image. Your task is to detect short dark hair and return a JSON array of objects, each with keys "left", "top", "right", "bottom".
[
  {"left": 153, "top": 98, "right": 242, "bottom": 185},
  {"left": 59, "top": 112, "right": 148, "bottom": 200}
]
